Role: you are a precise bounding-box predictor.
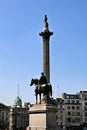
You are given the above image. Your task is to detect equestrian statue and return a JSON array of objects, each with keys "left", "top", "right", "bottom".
[{"left": 30, "top": 72, "right": 52, "bottom": 104}]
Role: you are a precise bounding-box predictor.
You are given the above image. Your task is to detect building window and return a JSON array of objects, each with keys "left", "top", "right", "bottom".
[
  {"left": 72, "top": 112, "right": 76, "bottom": 116},
  {"left": 6, "top": 117, "right": 8, "bottom": 121},
  {"left": 67, "top": 106, "right": 70, "bottom": 109},
  {"left": 72, "top": 119, "right": 75, "bottom": 123},
  {"left": 75, "top": 118, "right": 81, "bottom": 123},
  {"left": 72, "top": 106, "right": 75, "bottom": 109},
  {"left": 2, "top": 116, "right": 4, "bottom": 121},
  {"left": 77, "top": 112, "right": 80, "bottom": 116},
  {"left": 85, "top": 118, "right": 87, "bottom": 122},
  {"left": 56, "top": 116, "right": 58, "bottom": 120},
  {"left": 85, "top": 112, "right": 87, "bottom": 117},
  {"left": 85, "top": 102, "right": 87, "bottom": 105},
  {"left": 67, "top": 100, "right": 70, "bottom": 103},
  {"left": 60, "top": 105, "right": 62, "bottom": 108},
  {"left": 66, "top": 95, "right": 69, "bottom": 98},
  {"left": 84, "top": 107, "right": 87, "bottom": 111},
  {"left": 85, "top": 97, "right": 87, "bottom": 100},
  {"left": 76, "top": 100, "right": 79, "bottom": 104},
  {"left": 67, "top": 111, "right": 71, "bottom": 116},
  {"left": 76, "top": 106, "right": 80, "bottom": 110},
  {"left": 72, "top": 100, "right": 75, "bottom": 104},
  {"left": 67, "top": 118, "right": 71, "bottom": 122},
  {"left": 2, "top": 112, "right": 4, "bottom": 116}
]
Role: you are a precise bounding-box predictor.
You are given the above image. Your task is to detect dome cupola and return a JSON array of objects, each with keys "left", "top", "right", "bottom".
[{"left": 14, "top": 96, "right": 22, "bottom": 107}]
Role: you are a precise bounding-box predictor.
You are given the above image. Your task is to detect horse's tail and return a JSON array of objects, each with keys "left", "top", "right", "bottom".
[
  {"left": 48, "top": 83, "right": 52, "bottom": 97},
  {"left": 50, "top": 84, "right": 52, "bottom": 97}
]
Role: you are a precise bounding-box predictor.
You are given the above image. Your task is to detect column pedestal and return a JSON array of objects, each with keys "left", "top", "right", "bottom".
[{"left": 29, "top": 103, "right": 58, "bottom": 130}]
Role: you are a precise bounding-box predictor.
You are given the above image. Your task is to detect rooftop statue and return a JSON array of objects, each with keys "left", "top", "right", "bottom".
[
  {"left": 44, "top": 15, "right": 49, "bottom": 28},
  {"left": 43, "top": 15, "right": 49, "bottom": 32}
]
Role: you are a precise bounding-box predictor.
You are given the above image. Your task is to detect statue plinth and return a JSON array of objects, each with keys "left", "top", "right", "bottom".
[{"left": 29, "top": 103, "right": 58, "bottom": 130}]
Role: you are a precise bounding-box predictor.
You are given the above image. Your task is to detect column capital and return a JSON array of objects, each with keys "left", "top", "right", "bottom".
[{"left": 39, "top": 31, "right": 53, "bottom": 39}]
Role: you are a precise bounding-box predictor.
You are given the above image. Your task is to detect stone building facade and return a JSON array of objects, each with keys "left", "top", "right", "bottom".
[
  {"left": 0, "top": 102, "right": 10, "bottom": 130},
  {"left": 56, "top": 91, "right": 87, "bottom": 128},
  {"left": 78, "top": 91, "right": 87, "bottom": 123},
  {"left": 9, "top": 96, "right": 29, "bottom": 130},
  {"left": 61, "top": 93, "right": 82, "bottom": 127}
]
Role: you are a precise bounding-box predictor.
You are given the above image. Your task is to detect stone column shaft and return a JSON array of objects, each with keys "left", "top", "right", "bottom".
[
  {"left": 39, "top": 32, "right": 53, "bottom": 83},
  {"left": 43, "top": 37, "right": 50, "bottom": 83}
]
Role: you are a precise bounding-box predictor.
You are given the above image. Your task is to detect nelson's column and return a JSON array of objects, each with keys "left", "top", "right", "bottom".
[
  {"left": 29, "top": 16, "right": 57, "bottom": 130},
  {"left": 39, "top": 15, "right": 53, "bottom": 83}
]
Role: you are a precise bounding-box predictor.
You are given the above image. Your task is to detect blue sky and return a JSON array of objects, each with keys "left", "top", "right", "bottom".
[{"left": 0, "top": 0, "right": 87, "bottom": 105}]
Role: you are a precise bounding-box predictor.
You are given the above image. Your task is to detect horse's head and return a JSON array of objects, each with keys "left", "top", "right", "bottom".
[
  {"left": 30, "top": 78, "right": 34, "bottom": 86},
  {"left": 30, "top": 78, "right": 39, "bottom": 86}
]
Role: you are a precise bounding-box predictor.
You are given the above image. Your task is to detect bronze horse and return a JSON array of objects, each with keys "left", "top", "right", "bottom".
[{"left": 30, "top": 78, "right": 52, "bottom": 104}]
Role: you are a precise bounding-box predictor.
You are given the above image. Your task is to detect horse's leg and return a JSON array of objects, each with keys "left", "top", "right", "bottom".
[
  {"left": 36, "top": 94, "right": 37, "bottom": 104},
  {"left": 39, "top": 93, "right": 41, "bottom": 104}
]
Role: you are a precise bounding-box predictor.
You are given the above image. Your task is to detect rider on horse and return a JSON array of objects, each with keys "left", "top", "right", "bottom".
[
  {"left": 39, "top": 72, "right": 47, "bottom": 86},
  {"left": 30, "top": 73, "right": 52, "bottom": 104}
]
